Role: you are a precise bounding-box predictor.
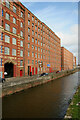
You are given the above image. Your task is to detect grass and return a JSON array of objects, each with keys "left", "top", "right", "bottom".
[{"left": 65, "top": 86, "right": 80, "bottom": 119}]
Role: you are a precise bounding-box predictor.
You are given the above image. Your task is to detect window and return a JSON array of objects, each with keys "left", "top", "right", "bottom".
[
  {"left": 38, "top": 40, "right": 40, "bottom": 45},
  {"left": 35, "top": 53, "right": 37, "bottom": 58},
  {"left": 35, "top": 46, "right": 37, "bottom": 50},
  {"left": 13, "top": 27, "right": 16, "bottom": 34},
  {"left": 41, "top": 24, "right": 42, "bottom": 27},
  {"left": 41, "top": 36, "right": 42, "bottom": 40},
  {"left": 28, "top": 43, "right": 30, "bottom": 48},
  {"left": 20, "top": 60, "right": 23, "bottom": 66},
  {"left": 28, "top": 13, "right": 30, "bottom": 18},
  {"left": 32, "top": 37, "right": 34, "bottom": 42},
  {"left": 5, "top": 23, "right": 10, "bottom": 31},
  {"left": 32, "top": 30, "right": 34, "bottom": 35},
  {"left": 41, "top": 48, "right": 42, "bottom": 52},
  {"left": 38, "top": 54, "right": 40, "bottom": 58},
  {"left": 28, "top": 60, "right": 30, "bottom": 64},
  {"left": 1, "top": 33, "right": 3, "bottom": 40},
  {"left": 2, "top": 10, "right": 3, "bottom": 16},
  {"left": 28, "top": 35, "right": 30, "bottom": 40},
  {"left": 20, "top": 40, "right": 23, "bottom": 47},
  {"left": 5, "top": 47, "right": 9, "bottom": 55},
  {"left": 21, "top": 22, "right": 23, "bottom": 27},
  {"left": 38, "top": 34, "right": 40, "bottom": 38},
  {"left": 41, "top": 42, "right": 42, "bottom": 46},
  {"left": 38, "top": 47, "right": 40, "bottom": 51},
  {"left": 32, "top": 52, "right": 34, "bottom": 57},
  {"left": 35, "top": 19, "right": 37, "bottom": 23},
  {"left": 43, "top": 26, "right": 44, "bottom": 29},
  {"left": 6, "top": 0, "right": 10, "bottom": 8},
  {"left": 41, "top": 55, "right": 42, "bottom": 59},
  {"left": 21, "top": 11, "right": 23, "bottom": 17},
  {"left": 38, "top": 21, "right": 39, "bottom": 26},
  {"left": 28, "top": 51, "right": 30, "bottom": 56},
  {"left": 12, "top": 49, "right": 16, "bottom": 56},
  {"left": 28, "top": 27, "right": 30, "bottom": 32},
  {"left": 38, "top": 28, "right": 40, "bottom": 32},
  {"left": 2, "top": 20, "right": 3, "bottom": 27},
  {"left": 1, "top": 58, "right": 2, "bottom": 66},
  {"left": 13, "top": 6, "right": 16, "bottom": 13},
  {"left": 32, "top": 60, "right": 34, "bottom": 64},
  {"left": 13, "top": 17, "right": 16, "bottom": 24},
  {"left": 32, "top": 23, "right": 34, "bottom": 27},
  {"left": 32, "top": 45, "right": 34, "bottom": 49},
  {"left": 43, "top": 32, "right": 44, "bottom": 35},
  {"left": 35, "top": 39, "right": 37, "bottom": 44},
  {"left": 5, "top": 35, "right": 10, "bottom": 43},
  {"left": 35, "top": 60, "right": 37, "bottom": 64},
  {"left": 20, "top": 31, "right": 23, "bottom": 37},
  {"left": 35, "top": 32, "right": 37, "bottom": 36},
  {"left": 1, "top": 46, "right": 2, "bottom": 53},
  {"left": 32, "top": 16, "right": 34, "bottom": 21},
  {"left": 35, "top": 25, "right": 37, "bottom": 30},
  {"left": 20, "top": 50, "right": 23, "bottom": 57},
  {"left": 28, "top": 20, "right": 30, "bottom": 25},
  {"left": 12, "top": 38, "right": 16, "bottom": 45},
  {"left": 5, "top": 13, "right": 10, "bottom": 20}
]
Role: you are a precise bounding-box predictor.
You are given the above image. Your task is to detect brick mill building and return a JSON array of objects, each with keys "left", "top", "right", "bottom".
[
  {"left": 0, "top": 0, "right": 61, "bottom": 78},
  {"left": 73, "top": 56, "right": 76, "bottom": 68},
  {"left": 61, "top": 47, "right": 74, "bottom": 70},
  {"left": 0, "top": 0, "right": 76, "bottom": 78}
]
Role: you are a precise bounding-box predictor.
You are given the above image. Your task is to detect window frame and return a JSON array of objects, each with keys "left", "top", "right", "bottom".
[
  {"left": 13, "top": 6, "right": 16, "bottom": 13},
  {"left": 12, "top": 38, "right": 16, "bottom": 45},
  {"left": 5, "top": 35, "right": 10, "bottom": 43},
  {"left": 12, "top": 49, "right": 16, "bottom": 56}
]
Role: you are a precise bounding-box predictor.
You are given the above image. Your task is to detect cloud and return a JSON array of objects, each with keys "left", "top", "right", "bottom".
[
  {"left": 56, "top": 24, "right": 78, "bottom": 63},
  {"left": 34, "top": 5, "right": 56, "bottom": 20}
]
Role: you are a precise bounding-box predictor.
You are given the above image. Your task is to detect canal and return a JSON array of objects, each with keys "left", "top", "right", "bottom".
[{"left": 2, "top": 72, "right": 79, "bottom": 118}]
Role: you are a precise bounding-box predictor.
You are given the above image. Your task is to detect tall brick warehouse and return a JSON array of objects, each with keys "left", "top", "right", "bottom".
[
  {"left": 61, "top": 47, "right": 74, "bottom": 70},
  {"left": 0, "top": 0, "right": 76, "bottom": 78}
]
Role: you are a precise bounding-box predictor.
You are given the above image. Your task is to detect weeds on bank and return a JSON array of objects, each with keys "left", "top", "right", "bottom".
[{"left": 66, "top": 86, "right": 80, "bottom": 119}]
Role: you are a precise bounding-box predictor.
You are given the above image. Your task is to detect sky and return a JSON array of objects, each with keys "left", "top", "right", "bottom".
[{"left": 20, "top": 1, "right": 78, "bottom": 64}]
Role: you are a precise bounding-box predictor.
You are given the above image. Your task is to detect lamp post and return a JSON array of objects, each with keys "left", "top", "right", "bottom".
[{"left": 39, "top": 61, "right": 43, "bottom": 75}]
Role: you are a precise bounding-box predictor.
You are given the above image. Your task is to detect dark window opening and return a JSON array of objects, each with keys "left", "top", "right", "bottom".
[{"left": 4, "top": 62, "right": 13, "bottom": 78}]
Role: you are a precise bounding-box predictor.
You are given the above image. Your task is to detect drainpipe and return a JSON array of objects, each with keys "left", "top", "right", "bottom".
[{"left": 23, "top": 9, "right": 25, "bottom": 77}]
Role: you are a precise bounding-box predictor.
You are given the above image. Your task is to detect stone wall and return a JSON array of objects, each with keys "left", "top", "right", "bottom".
[{"left": 2, "top": 68, "right": 79, "bottom": 97}]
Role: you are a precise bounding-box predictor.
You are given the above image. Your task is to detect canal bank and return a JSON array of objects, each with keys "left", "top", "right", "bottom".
[
  {"left": 2, "top": 71, "right": 79, "bottom": 118},
  {"left": 64, "top": 85, "right": 80, "bottom": 119},
  {"left": 2, "top": 68, "right": 79, "bottom": 97}
]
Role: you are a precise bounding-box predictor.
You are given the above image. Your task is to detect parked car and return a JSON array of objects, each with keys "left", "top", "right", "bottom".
[
  {"left": 56, "top": 71, "right": 60, "bottom": 73},
  {"left": 40, "top": 73, "right": 48, "bottom": 77}
]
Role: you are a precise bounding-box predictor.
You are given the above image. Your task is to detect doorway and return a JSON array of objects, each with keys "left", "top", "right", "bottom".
[
  {"left": 4, "top": 62, "right": 13, "bottom": 78},
  {"left": 20, "top": 70, "right": 23, "bottom": 77}
]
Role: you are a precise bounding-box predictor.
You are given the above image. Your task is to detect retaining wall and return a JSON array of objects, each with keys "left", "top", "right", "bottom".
[{"left": 2, "top": 69, "right": 79, "bottom": 97}]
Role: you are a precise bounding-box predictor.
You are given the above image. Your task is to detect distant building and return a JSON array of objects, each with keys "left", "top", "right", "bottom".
[
  {"left": 0, "top": 0, "right": 61, "bottom": 78},
  {"left": 61, "top": 47, "right": 73, "bottom": 70},
  {"left": 73, "top": 56, "right": 76, "bottom": 68}
]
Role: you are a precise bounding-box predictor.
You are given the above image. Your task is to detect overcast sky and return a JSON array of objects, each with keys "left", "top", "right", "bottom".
[{"left": 20, "top": 1, "right": 78, "bottom": 64}]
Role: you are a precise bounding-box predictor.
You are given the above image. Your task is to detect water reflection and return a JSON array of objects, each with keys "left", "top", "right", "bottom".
[{"left": 2, "top": 72, "right": 79, "bottom": 118}]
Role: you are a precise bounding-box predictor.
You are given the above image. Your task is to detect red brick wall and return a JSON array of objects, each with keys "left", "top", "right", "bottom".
[
  {"left": 61, "top": 47, "right": 73, "bottom": 70},
  {"left": 1, "top": 1, "right": 61, "bottom": 78}
]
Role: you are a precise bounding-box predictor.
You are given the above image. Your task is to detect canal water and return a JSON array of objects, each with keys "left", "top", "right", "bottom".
[{"left": 2, "top": 72, "right": 80, "bottom": 118}]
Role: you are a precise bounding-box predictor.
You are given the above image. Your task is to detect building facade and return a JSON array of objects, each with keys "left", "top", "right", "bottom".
[
  {"left": 0, "top": 0, "right": 61, "bottom": 78},
  {"left": 73, "top": 56, "right": 76, "bottom": 68},
  {"left": 61, "top": 47, "right": 73, "bottom": 70},
  {"left": 1, "top": 1, "right": 25, "bottom": 78}
]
